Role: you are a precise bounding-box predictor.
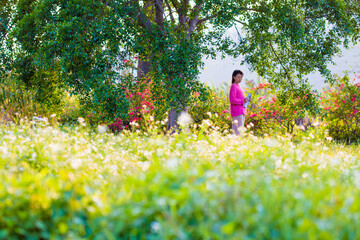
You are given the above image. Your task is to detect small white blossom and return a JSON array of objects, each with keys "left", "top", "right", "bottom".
[
  {"left": 70, "top": 158, "right": 83, "bottom": 169},
  {"left": 97, "top": 125, "right": 107, "bottom": 134},
  {"left": 326, "top": 136, "right": 333, "bottom": 141},
  {"left": 177, "top": 112, "right": 193, "bottom": 126}
]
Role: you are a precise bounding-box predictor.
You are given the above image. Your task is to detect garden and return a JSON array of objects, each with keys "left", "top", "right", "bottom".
[
  {"left": 1, "top": 0, "right": 360, "bottom": 239},
  {"left": 1, "top": 72, "right": 360, "bottom": 239}
]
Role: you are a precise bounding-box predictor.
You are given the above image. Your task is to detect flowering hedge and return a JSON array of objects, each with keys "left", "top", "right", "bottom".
[
  {"left": 188, "top": 85, "right": 232, "bottom": 133},
  {"left": 245, "top": 82, "right": 318, "bottom": 136},
  {"left": 108, "top": 76, "right": 156, "bottom": 133},
  {"left": 320, "top": 75, "right": 360, "bottom": 143}
]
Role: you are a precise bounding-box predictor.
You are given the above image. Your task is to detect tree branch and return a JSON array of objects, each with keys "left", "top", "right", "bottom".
[
  {"left": 155, "top": 0, "right": 165, "bottom": 26},
  {"left": 164, "top": 0, "right": 175, "bottom": 22},
  {"left": 234, "top": 19, "right": 248, "bottom": 27},
  {"left": 268, "top": 40, "right": 294, "bottom": 85},
  {"left": 135, "top": 0, "right": 152, "bottom": 31},
  {"left": 192, "top": 1, "right": 204, "bottom": 15},
  {"left": 197, "top": 13, "right": 217, "bottom": 25},
  {"left": 196, "top": 7, "right": 263, "bottom": 26},
  {"left": 169, "top": 0, "right": 180, "bottom": 14}
]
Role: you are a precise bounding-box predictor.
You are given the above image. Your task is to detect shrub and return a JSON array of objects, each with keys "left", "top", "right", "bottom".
[
  {"left": 245, "top": 82, "right": 319, "bottom": 136},
  {"left": 320, "top": 74, "right": 360, "bottom": 143},
  {"left": 0, "top": 73, "right": 49, "bottom": 124},
  {"left": 122, "top": 76, "right": 157, "bottom": 132},
  {"left": 188, "top": 84, "right": 232, "bottom": 133}
]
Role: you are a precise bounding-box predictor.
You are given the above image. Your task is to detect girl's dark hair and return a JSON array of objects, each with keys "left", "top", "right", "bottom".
[{"left": 232, "top": 70, "right": 243, "bottom": 84}]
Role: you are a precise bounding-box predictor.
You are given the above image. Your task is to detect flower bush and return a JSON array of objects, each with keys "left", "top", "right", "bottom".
[
  {"left": 320, "top": 74, "right": 360, "bottom": 143},
  {"left": 115, "top": 76, "right": 157, "bottom": 132},
  {"left": 245, "top": 82, "right": 319, "bottom": 136},
  {"left": 188, "top": 85, "right": 232, "bottom": 133}
]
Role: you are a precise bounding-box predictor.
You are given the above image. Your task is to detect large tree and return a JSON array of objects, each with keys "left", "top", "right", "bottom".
[{"left": 1, "top": 0, "right": 359, "bottom": 128}]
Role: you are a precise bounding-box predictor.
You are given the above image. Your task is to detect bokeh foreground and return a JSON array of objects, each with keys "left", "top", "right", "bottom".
[{"left": 1, "top": 123, "right": 360, "bottom": 239}]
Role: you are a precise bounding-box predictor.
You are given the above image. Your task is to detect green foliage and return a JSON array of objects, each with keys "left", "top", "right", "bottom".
[
  {"left": 246, "top": 81, "right": 320, "bottom": 135},
  {"left": 146, "top": 27, "right": 207, "bottom": 111},
  {"left": 2, "top": 0, "right": 360, "bottom": 122},
  {"left": 1, "top": 124, "right": 360, "bottom": 238},
  {"left": 0, "top": 72, "right": 52, "bottom": 123},
  {"left": 123, "top": 75, "right": 156, "bottom": 131},
  {"left": 3, "top": 0, "right": 131, "bottom": 123},
  {"left": 320, "top": 74, "right": 360, "bottom": 143},
  {"left": 188, "top": 84, "right": 232, "bottom": 133}
]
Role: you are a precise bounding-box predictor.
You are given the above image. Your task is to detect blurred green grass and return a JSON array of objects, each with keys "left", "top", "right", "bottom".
[{"left": 0, "top": 124, "right": 359, "bottom": 239}]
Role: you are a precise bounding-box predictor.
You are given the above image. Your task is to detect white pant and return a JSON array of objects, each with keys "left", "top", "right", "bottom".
[{"left": 232, "top": 115, "right": 245, "bottom": 135}]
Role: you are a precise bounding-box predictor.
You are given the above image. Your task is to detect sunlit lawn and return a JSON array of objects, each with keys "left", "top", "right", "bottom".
[{"left": 1, "top": 123, "right": 360, "bottom": 239}]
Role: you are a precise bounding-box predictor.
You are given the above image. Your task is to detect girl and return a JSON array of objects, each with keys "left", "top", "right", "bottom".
[{"left": 229, "top": 70, "right": 249, "bottom": 135}]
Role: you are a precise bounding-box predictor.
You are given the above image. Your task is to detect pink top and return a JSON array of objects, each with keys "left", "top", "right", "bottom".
[{"left": 229, "top": 83, "right": 247, "bottom": 117}]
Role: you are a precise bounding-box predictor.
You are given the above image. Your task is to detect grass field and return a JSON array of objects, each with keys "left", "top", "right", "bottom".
[{"left": 1, "top": 123, "right": 360, "bottom": 239}]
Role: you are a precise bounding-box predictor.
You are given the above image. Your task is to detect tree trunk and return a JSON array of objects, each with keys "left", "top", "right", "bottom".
[
  {"left": 167, "top": 108, "right": 188, "bottom": 134},
  {"left": 137, "top": 59, "right": 150, "bottom": 79}
]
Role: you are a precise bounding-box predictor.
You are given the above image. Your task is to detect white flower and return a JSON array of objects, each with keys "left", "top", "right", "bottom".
[
  {"left": 97, "top": 125, "right": 107, "bottom": 134},
  {"left": 177, "top": 112, "right": 193, "bottom": 126},
  {"left": 166, "top": 157, "right": 179, "bottom": 170},
  {"left": 50, "top": 114, "right": 56, "bottom": 118},
  {"left": 70, "top": 158, "right": 83, "bottom": 169},
  {"left": 77, "top": 117, "right": 86, "bottom": 126},
  {"left": 326, "top": 136, "right": 333, "bottom": 141},
  {"left": 138, "top": 161, "right": 151, "bottom": 171},
  {"left": 207, "top": 112, "right": 212, "bottom": 117},
  {"left": 151, "top": 221, "right": 161, "bottom": 232},
  {"left": 354, "top": 170, "right": 360, "bottom": 189}
]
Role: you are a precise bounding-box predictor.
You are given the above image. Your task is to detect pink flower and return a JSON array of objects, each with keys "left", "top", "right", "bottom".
[
  {"left": 351, "top": 97, "right": 356, "bottom": 102},
  {"left": 353, "top": 110, "right": 359, "bottom": 115},
  {"left": 130, "top": 117, "right": 140, "bottom": 122},
  {"left": 249, "top": 113, "right": 257, "bottom": 118},
  {"left": 221, "top": 110, "right": 229, "bottom": 114},
  {"left": 193, "top": 92, "right": 200, "bottom": 97}
]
